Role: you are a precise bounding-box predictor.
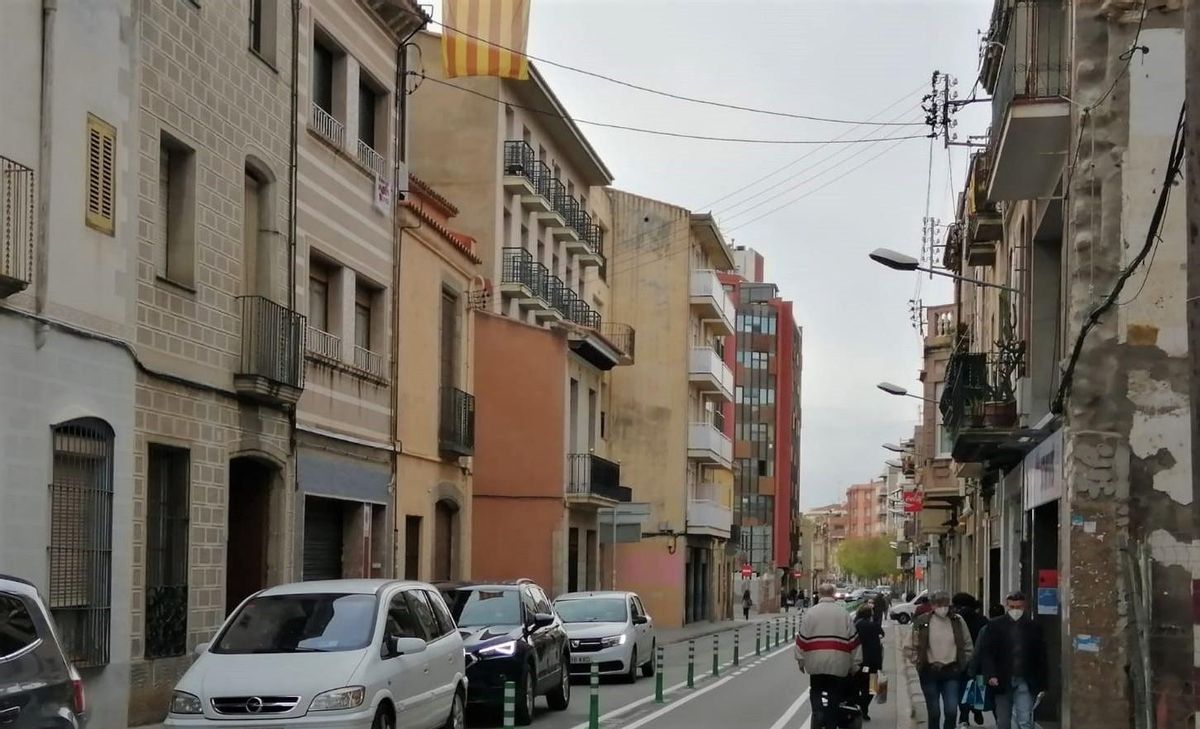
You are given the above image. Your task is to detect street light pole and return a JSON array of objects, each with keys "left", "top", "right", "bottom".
[
  {"left": 876, "top": 382, "right": 940, "bottom": 405},
  {"left": 868, "top": 248, "right": 1020, "bottom": 293}
]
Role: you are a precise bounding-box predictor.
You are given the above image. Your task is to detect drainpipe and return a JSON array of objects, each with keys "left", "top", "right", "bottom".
[
  {"left": 287, "top": 0, "right": 299, "bottom": 313},
  {"left": 34, "top": 0, "right": 57, "bottom": 349}
]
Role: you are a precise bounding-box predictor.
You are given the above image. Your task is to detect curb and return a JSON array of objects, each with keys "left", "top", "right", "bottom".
[
  {"left": 660, "top": 613, "right": 799, "bottom": 646},
  {"left": 896, "top": 625, "right": 929, "bottom": 729}
]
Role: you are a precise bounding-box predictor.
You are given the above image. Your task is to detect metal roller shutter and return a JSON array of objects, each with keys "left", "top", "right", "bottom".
[{"left": 303, "top": 497, "right": 344, "bottom": 581}]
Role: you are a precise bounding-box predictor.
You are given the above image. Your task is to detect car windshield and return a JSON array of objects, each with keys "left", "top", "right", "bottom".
[
  {"left": 444, "top": 589, "right": 521, "bottom": 627},
  {"left": 212, "top": 593, "right": 376, "bottom": 654},
  {"left": 554, "top": 598, "right": 628, "bottom": 623}
]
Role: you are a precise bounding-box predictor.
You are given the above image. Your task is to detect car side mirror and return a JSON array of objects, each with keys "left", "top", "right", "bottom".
[
  {"left": 194, "top": 642, "right": 210, "bottom": 656},
  {"left": 389, "top": 636, "right": 428, "bottom": 657},
  {"left": 632, "top": 615, "right": 649, "bottom": 625},
  {"left": 530, "top": 612, "right": 555, "bottom": 629}
]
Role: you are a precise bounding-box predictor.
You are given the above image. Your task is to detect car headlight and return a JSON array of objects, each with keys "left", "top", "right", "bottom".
[
  {"left": 169, "top": 691, "right": 202, "bottom": 715},
  {"left": 600, "top": 634, "right": 628, "bottom": 648},
  {"left": 477, "top": 640, "right": 518, "bottom": 657},
  {"left": 309, "top": 686, "right": 366, "bottom": 712}
]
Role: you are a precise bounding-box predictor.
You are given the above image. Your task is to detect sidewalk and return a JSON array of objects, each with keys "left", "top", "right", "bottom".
[{"left": 657, "top": 610, "right": 798, "bottom": 645}]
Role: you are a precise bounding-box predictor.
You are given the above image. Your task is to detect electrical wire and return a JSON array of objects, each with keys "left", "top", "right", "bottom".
[
  {"left": 1051, "top": 102, "right": 1186, "bottom": 414},
  {"left": 409, "top": 10, "right": 926, "bottom": 127},
  {"left": 414, "top": 73, "right": 930, "bottom": 145}
]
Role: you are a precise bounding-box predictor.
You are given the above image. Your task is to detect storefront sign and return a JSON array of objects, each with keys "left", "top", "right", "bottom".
[
  {"left": 902, "top": 490, "right": 924, "bottom": 513},
  {"left": 1037, "top": 587, "right": 1059, "bottom": 615},
  {"left": 741, "top": 564, "right": 753, "bottom": 578},
  {"left": 1024, "top": 429, "right": 1063, "bottom": 509}
]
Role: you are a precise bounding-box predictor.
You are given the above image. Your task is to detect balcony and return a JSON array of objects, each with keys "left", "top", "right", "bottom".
[
  {"left": 439, "top": 386, "right": 475, "bottom": 457},
  {"left": 569, "top": 315, "right": 633, "bottom": 370},
  {"left": 966, "top": 150, "right": 1001, "bottom": 265},
  {"left": 533, "top": 177, "right": 569, "bottom": 230},
  {"left": 688, "top": 421, "right": 732, "bottom": 468},
  {"left": 305, "top": 325, "right": 342, "bottom": 362},
  {"left": 0, "top": 156, "right": 35, "bottom": 298},
  {"left": 353, "top": 346, "right": 386, "bottom": 380},
  {"left": 687, "top": 483, "right": 732, "bottom": 538},
  {"left": 500, "top": 247, "right": 536, "bottom": 300},
  {"left": 535, "top": 275, "right": 566, "bottom": 322},
  {"left": 234, "top": 295, "right": 305, "bottom": 404},
  {"left": 356, "top": 141, "right": 385, "bottom": 178},
  {"left": 576, "top": 223, "right": 605, "bottom": 269},
  {"left": 310, "top": 103, "right": 345, "bottom": 150},
  {"left": 600, "top": 323, "right": 635, "bottom": 362},
  {"left": 502, "top": 140, "right": 537, "bottom": 195},
  {"left": 939, "top": 340, "right": 1035, "bottom": 467},
  {"left": 689, "top": 269, "right": 735, "bottom": 335},
  {"left": 567, "top": 453, "right": 631, "bottom": 506},
  {"left": 688, "top": 346, "right": 734, "bottom": 402},
  {"left": 983, "top": 0, "right": 1070, "bottom": 201}
]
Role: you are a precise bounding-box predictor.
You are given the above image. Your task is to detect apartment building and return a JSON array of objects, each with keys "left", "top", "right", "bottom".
[
  {"left": 845, "top": 481, "right": 884, "bottom": 539},
  {"left": 294, "top": 0, "right": 424, "bottom": 583},
  {"left": 407, "top": 32, "right": 635, "bottom": 598},
  {"left": 0, "top": 2, "right": 138, "bottom": 725},
  {"left": 720, "top": 252, "right": 802, "bottom": 591},
  {"left": 803, "top": 503, "right": 848, "bottom": 589},
  {"left": 395, "top": 175, "right": 481, "bottom": 581},
  {"left": 607, "top": 192, "right": 737, "bottom": 627}
]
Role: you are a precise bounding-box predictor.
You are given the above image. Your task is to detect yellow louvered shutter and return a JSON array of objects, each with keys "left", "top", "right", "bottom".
[{"left": 85, "top": 114, "right": 116, "bottom": 235}]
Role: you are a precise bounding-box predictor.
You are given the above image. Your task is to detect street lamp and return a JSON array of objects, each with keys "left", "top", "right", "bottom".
[
  {"left": 882, "top": 442, "right": 911, "bottom": 453},
  {"left": 868, "top": 248, "right": 1020, "bottom": 293},
  {"left": 876, "top": 382, "right": 939, "bottom": 404}
]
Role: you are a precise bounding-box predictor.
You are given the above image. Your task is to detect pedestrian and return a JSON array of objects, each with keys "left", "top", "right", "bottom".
[
  {"left": 788, "top": 587, "right": 799, "bottom": 613},
  {"left": 951, "top": 593, "right": 988, "bottom": 727},
  {"left": 742, "top": 588, "right": 753, "bottom": 620},
  {"left": 911, "top": 591, "right": 974, "bottom": 729},
  {"left": 871, "top": 591, "right": 890, "bottom": 627},
  {"left": 853, "top": 603, "right": 884, "bottom": 721},
  {"left": 978, "top": 591, "right": 1046, "bottom": 729},
  {"left": 798, "top": 588, "right": 807, "bottom": 609},
  {"left": 796, "top": 583, "right": 863, "bottom": 729}
]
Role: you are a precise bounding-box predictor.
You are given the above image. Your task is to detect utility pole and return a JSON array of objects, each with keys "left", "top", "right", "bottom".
[{"left": 1187, "top": 0, "right": 1200, "bottom": 552}]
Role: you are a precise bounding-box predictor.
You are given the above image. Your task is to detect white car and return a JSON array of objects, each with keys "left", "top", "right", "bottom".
[
  {"left": 166, "top": 580, "right": 467, "bottom": 729},
  {"left": 888, "top": 590, "right": 929, "bottom": 624},
  {"left": 553, "top": 591, "right": 656, "bottom": 683}
]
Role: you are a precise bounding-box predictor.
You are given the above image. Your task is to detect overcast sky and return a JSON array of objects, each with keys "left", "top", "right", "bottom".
[{"left": 424, "top": 0, "right": 991, "bottom": 508}]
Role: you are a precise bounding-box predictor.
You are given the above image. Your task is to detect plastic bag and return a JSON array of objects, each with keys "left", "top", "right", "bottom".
[
  {"left": 960, "top": 676, "right": 986, "bottom": 711},
  {"left": 874, "top": 673, "right": 889, "bottom": 704}
]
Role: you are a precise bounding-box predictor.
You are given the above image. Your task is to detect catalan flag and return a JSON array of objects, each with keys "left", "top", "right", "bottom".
[{"left": 441, "top": 0, "right": 531, "bottom": 80}]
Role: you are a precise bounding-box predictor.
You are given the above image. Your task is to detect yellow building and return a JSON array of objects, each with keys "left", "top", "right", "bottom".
[{"left": 607, "top": 191, "right": 737, "bottom": 627}]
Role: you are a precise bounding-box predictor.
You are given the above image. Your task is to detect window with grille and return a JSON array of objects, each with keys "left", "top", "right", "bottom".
[
  {"left": 145, "top": 444, "right": 189, "bottom": 659},
  {"left": 48, "top": 418, "right": 114, "bottom": 667},
  {"left": 85, "top": 114, "right": 116, "bottom": 235}
]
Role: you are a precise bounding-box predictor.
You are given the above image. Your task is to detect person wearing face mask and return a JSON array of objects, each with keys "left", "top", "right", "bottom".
[
  {"left": 910, "top": 591, "right": 973, "bottom": 729},
  {"left": 977, "top": 591, "right": 1046, "bottom": 729}
]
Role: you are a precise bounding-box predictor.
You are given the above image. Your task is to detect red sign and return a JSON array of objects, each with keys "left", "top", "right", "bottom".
[
  {"left": 741, "top": 564, "right": 753, "bottom": 578},
  {"left": 792, "top": 570, "right": 803, "bottom": 578},
  {"left": 915, "top": 567, "right": 925, "bottom": 580},
  {"left": 902, "top": 490, "right": 924, "bottom": 513},
  {"left": 1038, "top": 569, "right": 1058, "bottom": 588}
]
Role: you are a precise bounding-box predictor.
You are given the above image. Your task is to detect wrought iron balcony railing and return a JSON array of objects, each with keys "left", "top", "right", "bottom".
[
  {"left": 306, "top": 325, "right": 341, "bottom": 361},
  {"left": 1, "top": 156, "right": 35, "bottom": 298},
  {"left": 546, "top": 178, "right": 568, "bottom": 216},
  {"left": 989, "top": 0, "right": 1068, "bottom": 137},
  {"left": 558, "top": 287, "right": 579, "bottom": 321},
  {"left": 600, "top": 322, "right": 635, "bottom": 359},
  {"left": 237, "top": 295, "right": 305, "bottom": 389},
  {"left": 567, "top": 453, "right": 631, "bottom": 502},
  {"left": 501, "top": 247, "right": 535, "bottom": 290},
  {"left": 356, "top": 141, "right": 385, "bottom": 178},
  {"left": 353, "top": 346, "right": 386, "bottom": 379},
  {"left": 311, "top": 102, "right": 345, "bottom": 149},
  {"left": 545, "top": 275, "right": 566, "bottom": 312},
  {"left": 556, "top": 196, "right": 580, "bottom": 234},
  {"left": 145, "top": 584, "right": 188, "bottom": 659},
  {"left": 530, "top": 262, "right": 550, "bottom": 301},
  {"left": 439, "top": 386, "right": 475, "bottom": 457},
  {"left": 503, "top": 140, "right": 536, "bottom": 179},
  {"left": 582, "top": 223, "right": 602, "bottom": 256}
]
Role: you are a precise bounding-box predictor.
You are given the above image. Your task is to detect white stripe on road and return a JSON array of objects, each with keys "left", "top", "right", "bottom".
[
  {"left": 619, "top": 675, "right": 737, "bottom": 729},
  {"left": 564, "top": 641, "right": 795, "bottom": 729},
  {"left": 766, "top": 690, "right": 810, "bottom": 729},
  {"left": 796, "top": 716, "right": 811, "bottom": 729}
]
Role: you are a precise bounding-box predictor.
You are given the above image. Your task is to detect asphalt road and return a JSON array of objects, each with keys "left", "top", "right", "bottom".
[{"left": 467, "top": 617, "right": 828, "bottom": 729}]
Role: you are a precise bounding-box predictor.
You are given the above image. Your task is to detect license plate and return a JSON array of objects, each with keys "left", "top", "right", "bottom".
[{"left": 571, "top": 654, "right": 593, "bottom": 664}]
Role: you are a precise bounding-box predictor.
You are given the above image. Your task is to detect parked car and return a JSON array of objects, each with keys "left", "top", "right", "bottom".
[
  {"left": 436, "top": 580, "right": 570, "bottom": 725},
  {"left": 165, "top": 580, "right": 466, "bottom": 729},
  {"left": 834, "top": 586, "right": 850, "bottom": 600},
  {"left": 0, "top": 574, "right": 87, "bottom": 729},
  {"left": 552, "top": 591, "right": 656, "bottom": 683},
  {"left": 888, "top": 590, "right": 929, "bottom": 624}
]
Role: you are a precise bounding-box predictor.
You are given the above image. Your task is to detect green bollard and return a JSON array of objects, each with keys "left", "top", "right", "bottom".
[
  {"left": 773, "top": 618, "right": 779, "bottom": 646},
  {"left": 686, "top": 639, "right": 695, "bottom": 688},
  {"left": 733, "top": 628, "right": 740, "bottom": 666},
  {"left": 654, "top": 643, "right": 665, "bottom": 703},
  {"left": 503, "top": 680, "right": 516, "bottom": 728},
  {"left": 755, "top": 622, "right": 761, "bottom": 656},
  {"left": 711, "top": 634, "right": 719, "bottom": 677},
  {"left": 589, "top": 662, "right": 600, "bottom": 729}
]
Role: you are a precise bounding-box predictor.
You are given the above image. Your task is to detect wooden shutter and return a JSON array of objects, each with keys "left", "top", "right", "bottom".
[{"left": 85, "top": 114, "right": 116, "bottom": 235}]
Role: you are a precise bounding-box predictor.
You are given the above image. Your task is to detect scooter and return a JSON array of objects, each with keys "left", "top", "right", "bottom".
[{"left": 810, "top": 684, "right": 864, "bottom": 729}]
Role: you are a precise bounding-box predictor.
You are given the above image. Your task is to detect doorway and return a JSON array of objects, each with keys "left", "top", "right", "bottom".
[
  {"left": 434, "top": 500, "right": 458, "bottom": 581},
  {"left": 226, "top": 457, "right": 275, "bottom": 615},
  {"left": 404, "top": 515, "right": 422, "bottom": 580}
]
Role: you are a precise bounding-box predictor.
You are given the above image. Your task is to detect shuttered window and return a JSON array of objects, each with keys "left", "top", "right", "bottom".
[{"left": 85, "top": 114, "right": 116, "bottom": 235}]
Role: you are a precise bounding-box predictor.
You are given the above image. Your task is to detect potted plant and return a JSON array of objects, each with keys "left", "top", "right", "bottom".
[{"left": 983, "top": 326, "right": 1023, "bottom": 428}]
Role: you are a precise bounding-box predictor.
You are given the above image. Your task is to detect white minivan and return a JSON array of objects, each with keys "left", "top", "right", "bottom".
[{"left": 166, "top": 580, "right": 466, "bottom": 729}]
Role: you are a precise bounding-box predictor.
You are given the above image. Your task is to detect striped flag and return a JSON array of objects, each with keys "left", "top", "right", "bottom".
[{"left": 442, "top": 0, "right": 531, "bottom": 80}]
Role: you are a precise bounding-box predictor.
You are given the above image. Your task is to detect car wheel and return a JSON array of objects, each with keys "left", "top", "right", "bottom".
[
  {"left": 442, "top": 690, "right": 465, "bottom": 729},
  {"left": 895, "top": 613, "right": 911, "bottom": 625},
  {"left": 371, "top": 704, "right": 394, "bottom": 729},
  {"left": 641, "top": 641, "right": 656, "bottom": 677},
  {"left": 546, "top": 653, "right": 571, "bottom": 711},
  {"left": 515, "top": 665, "right": 535, "bottom": 726},
  {"left": 623, "top": 647, "right": 639, "bottom": 683}
]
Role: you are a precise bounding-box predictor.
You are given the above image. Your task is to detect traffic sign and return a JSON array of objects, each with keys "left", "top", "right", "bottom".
[{"left": 740, "top": 564, "right": 753, "bottom": 578}]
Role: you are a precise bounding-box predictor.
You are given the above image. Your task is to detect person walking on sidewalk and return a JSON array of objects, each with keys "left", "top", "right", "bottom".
[
  {"left": 795, "top": 583, "right": 862, "bottom": 729},
  {"left": 852, "top": 603, "right": 884, "bottom": 721},
  {"left": 871, "top": 591, "right": 890, "bottom": 627},
  {"left": 742, "top": 589, "right": 753, "bottom": 620},
  {"left": 952, "top": 593, "right": 988, "bottom": 727},
  {"left": 911, "top": 591, "right": 974, "bottom": 729},
  {"left": 977, "top": 591, "right": 1046, "bottom": 729}
]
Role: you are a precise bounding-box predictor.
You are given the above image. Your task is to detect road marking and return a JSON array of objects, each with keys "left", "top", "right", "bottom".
[
  {"left": 564, "top": 642, "right": 794, "bottom": 729},
  {"left": 766, "top": 690, "right": 810, "bottom": 729},
  {"left": 797, "top": 716, "right": 812, "bottom": 729},
  {"left": 618, "top": 675, "right": 736, "bottom": 729}
]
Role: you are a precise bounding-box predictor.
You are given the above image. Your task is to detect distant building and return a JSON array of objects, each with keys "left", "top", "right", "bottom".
[{"left": 846, "top": 481, "right": 886, "bottom": 539}]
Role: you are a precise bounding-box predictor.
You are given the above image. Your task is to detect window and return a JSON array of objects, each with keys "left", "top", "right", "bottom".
[
  {"left": 312, "top": 39, "right": 335, "bottom": 115},
  {"left": 48, "top": 418, "right": 114, "bottom": 667},
  {"left": 215, "top": 593, "right": 375, "bottom": 653},
  {"left": 158, "top": 134, "right": 197, "bottom": 287},
  {"left": 520, "top": 589, "right": 538, "bottom": 622},
  {"left": 358, "top": 82, "right": 377, "bottom": 151},
  {"left": 308, "top": 260, "right": 330, "bottom": 332},
  {"left": 243, "top": 168, "right": 270, "bottom": 296},
  {"left": 424, "top": 590, "right": 457, "bottom": 637},
  {"left": 403, "top": 590, "right": 441, "bottom": 642},
  {"left": 532, "top": 587, "right": 553, "bottom": 615},
  {"left": 385, "top": 593, "right": 424, "bottom": 641},
  {"left": 936, "top": 382, "right": 952, "bottom": 457},
  {"left": 85, "top": 114, "right": 116, "bottom": 235},
  {"left": 354, "top": 285, "right": 372, "bottom": 351},
  {"left": 0, "top": 593, "right": 38, "bottom": 659},
  {"left": 145, "top": 444, "right": 190, "bottom": 659},
  {"left": 440, "top": 289, "right": 459, "bottom": 388}
]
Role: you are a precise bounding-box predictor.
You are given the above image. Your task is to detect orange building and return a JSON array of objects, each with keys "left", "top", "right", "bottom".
[{"left": 846, "top": 481, "right": 885, "bottom": 539}]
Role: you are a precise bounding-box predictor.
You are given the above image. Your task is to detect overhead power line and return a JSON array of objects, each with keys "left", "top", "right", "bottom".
[
  {"left": 414, "top": 74, "right": 931, "bottom": 145},
  {"left": 409, "top": 12, "right": 926, "bottom": 127}
]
